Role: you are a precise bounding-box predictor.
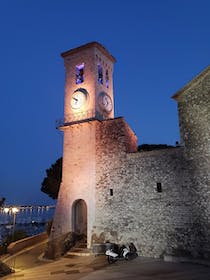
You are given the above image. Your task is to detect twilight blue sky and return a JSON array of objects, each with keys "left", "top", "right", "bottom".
[{"left": 0, "top": 0, "right": 209, "bottom": 205}]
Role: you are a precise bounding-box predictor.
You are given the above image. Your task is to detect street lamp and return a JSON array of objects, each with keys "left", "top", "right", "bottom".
[
  {"left": 3, "top": 207, "right": 9, "bottom": 214},
  {"left": 3, "top": 207, "right": 19, "bottom": 241},
  {"left": 11, "top": 207, "right": 19, "bottom": 241}
]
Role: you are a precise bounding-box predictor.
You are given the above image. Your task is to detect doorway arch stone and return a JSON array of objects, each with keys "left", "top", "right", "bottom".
[{"left": 72, "top": 199, "right": 87, "bottom": 236}]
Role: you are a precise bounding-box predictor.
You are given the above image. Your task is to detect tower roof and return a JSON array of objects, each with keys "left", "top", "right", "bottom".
[
  {"left": 172, "top": 65, "right": 210, "bottom": 101},
  {"left": 61, "top": 41, "right": 116, "bottom": 63}
]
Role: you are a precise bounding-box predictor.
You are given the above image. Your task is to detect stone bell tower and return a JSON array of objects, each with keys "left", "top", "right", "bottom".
[
  {"left": 48, "top": 42, "right": 116, "bottom": 257},
  {"left": 60, "top": 41, "right": 115, "bottom": 124}
]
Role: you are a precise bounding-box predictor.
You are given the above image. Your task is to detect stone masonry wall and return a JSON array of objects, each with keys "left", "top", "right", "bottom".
[
  {"left": 50, "top": 121, "right": 98, "bottom": 249},
  {"left": 177, "top": 69, "right": 210, "bottom": 163},
  {"left": 174, "top": 68, "right": 210, "bottom": 258},
  {"left": 92, "top": 117, "right": 209, "bottom": 258}
]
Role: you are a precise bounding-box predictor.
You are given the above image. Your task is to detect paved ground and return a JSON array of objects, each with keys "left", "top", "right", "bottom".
[{"left": 2, "top": 242, "right": 210, "bottom": 280}]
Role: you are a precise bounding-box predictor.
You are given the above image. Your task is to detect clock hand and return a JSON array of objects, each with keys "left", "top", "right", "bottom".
[{"left": 73, "top": 97, "right": 78, "bottom": 102}]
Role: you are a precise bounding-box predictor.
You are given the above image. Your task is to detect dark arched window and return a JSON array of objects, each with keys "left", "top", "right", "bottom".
[
  {"left": 98, "top": 64, "right": 103, "bottom": 84},
  {"left": 105, "top": 69, "right": 109, "bottom": 88},
  {"left": 76, "top": 63, "right": 84, "bottom": 84}
]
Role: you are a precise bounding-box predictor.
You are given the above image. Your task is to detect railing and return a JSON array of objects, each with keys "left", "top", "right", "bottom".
[
  {"left": 0, "top": 205, "right": 55, "bottom": 243},
  {"left": 56, "top": 110, "right": 103, "bottom": 128},
  {"left": 0, "top": 205, "right": 55, "bottom": 225}
]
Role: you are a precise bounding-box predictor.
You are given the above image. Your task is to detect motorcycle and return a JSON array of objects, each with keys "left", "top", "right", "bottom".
[{"left": 105, "top": 243, "right": 138, "bottom": 264}]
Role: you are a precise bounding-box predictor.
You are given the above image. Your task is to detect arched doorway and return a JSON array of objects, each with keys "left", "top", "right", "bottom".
[{"left": 72, "top": 199, "right": 87, "bottom": 236}]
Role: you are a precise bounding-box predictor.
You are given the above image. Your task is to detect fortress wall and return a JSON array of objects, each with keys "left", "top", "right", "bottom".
[
  {"left": 93, "top": 117, "right": 209, "bottom": 258},
  {"left": 176, "top": 71, "right": 210, "bottom": 163},
  {"left": 174, "top": 69, "right": 210, "bottom": 258}
]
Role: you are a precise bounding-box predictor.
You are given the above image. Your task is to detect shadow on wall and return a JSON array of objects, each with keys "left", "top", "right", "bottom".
[
  {"left": 44, "top": 232, "right": 85, "bottom": 260},
  {"left": 164, "top": 159, "right": 210, "bottom": 260}
]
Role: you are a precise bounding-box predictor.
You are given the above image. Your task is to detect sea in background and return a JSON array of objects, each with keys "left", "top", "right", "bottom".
[{"left": 0, "top": 205, "right": 55, "bottom": 244}]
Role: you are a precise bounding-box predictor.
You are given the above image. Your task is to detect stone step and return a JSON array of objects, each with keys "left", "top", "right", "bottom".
[
  {"left": 67, "top": 248, "right": 93, "bottom": 257},
  {"left": 67, "top": 252, "right": 92, "bottom": 256},
  {"left": 67, "top": 241, "right": 93, "bottom": 256}
]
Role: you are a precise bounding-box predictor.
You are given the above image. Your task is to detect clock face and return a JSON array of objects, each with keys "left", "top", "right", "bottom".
[
  {"left": 71, "top": 89, "right": 88, "bottom": 109},
  {"left": 98, "top": 92, "right": 113, "bottom": 113}
]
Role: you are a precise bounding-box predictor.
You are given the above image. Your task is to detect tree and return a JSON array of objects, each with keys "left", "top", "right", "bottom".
[
  {"left": 0, "top": 198, "right": 5, "bottom": 207},
  {"left": 137, "top": 144, "right": 174, "bottom": 152},
  {"left": 41, "top": 157, "right": 62, "bottom": 199}
]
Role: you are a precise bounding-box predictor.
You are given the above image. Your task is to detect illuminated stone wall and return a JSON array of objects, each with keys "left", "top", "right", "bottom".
[
  {"left": 172, "top": 66, "right": 210, "bottom": 259},
  {"left": 93, "top": 121, "right": 194, "bottom": 258},
  {"left": 50, "top": 117, "right": 137, "bottom": 253},
  {"left": 51, "top": 121, "right": 97, "bottom": 249},
  {"left": 174, "top": 66, "right": 210, "bottom": 162},
  {"left": 92, "top": 125, "right": 209, "bottom": 259}
]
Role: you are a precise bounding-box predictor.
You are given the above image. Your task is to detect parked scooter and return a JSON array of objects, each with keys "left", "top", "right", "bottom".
[
  {"left": 128, "top": 242, "right": 138, "bottom": 259},
  {"left": 105, "top": 243, "right": 138, "bottom": 264}
]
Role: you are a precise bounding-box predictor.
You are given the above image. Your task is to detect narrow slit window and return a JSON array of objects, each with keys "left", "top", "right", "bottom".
[
  {"left": 105, "top": 70, "right": 109, "bottom": 88},
  {"left": 98, "top": 64, "right": 103, "bottom": 84},
  {"left": 76, "top": 63, "right": 84, "bottom": 84},
  {"left": 110, "top": 189, "right": 113, "bottom": 196},
  {"left": 157, "top": 182, "right": 162, "bottom": 193}
]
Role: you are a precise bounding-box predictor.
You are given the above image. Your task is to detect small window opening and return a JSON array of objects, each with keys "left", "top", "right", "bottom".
[
  {"left": 110, "top": 189, "right": 113, "bottom": 196},
  {"left": 105, "top": 70, "right": 109, "bottom": 88},
  {"left": 98, "top": 64, "right": 103, "bottom": 84},
  {"left": 76, "top": 63, "right": 84, "bottom": 84},
  {"left": 157, "top": 182, "right": 162, "bottom": 193}
]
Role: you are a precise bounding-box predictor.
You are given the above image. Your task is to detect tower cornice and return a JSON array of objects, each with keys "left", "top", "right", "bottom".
[{"left": 61, "top": 41, "right": 116, "bottom": 63}]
